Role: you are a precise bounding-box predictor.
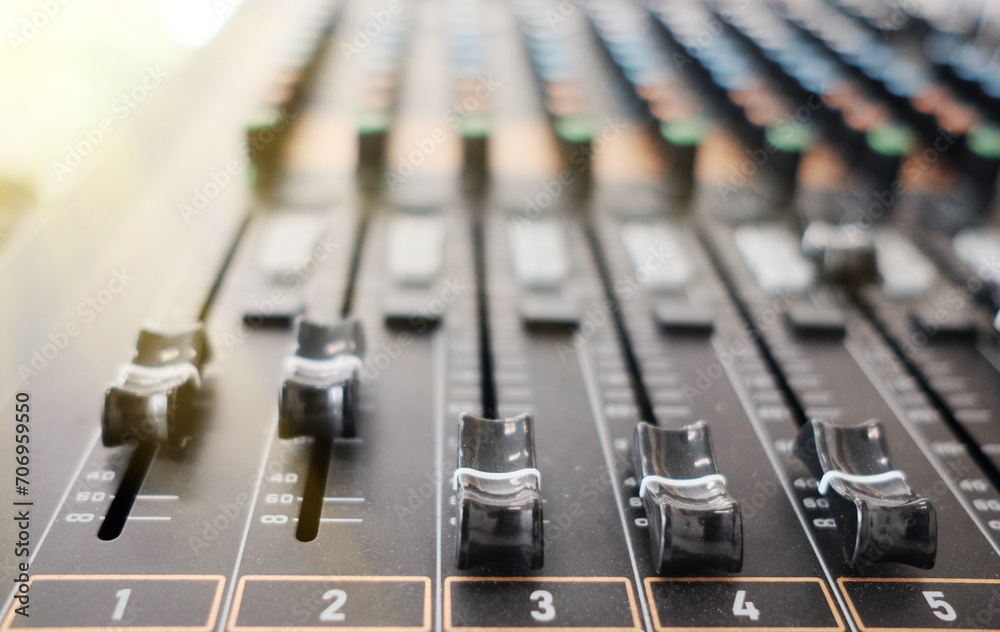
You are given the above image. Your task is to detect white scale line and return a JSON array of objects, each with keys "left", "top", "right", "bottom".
[
  {"left": 433, "top": 331, "right": 447, "bottom": 632},
  {"left": 320, "top": 518, "right": 363, "bottom": 523},
  {"left": 323, "top": 496, "right": 365, "bottom": 503},
  {"left": 129, "top": 516, "right": 171, "bottom": 521},
  {"left": 136, "top": 494, "right": 179, "bottom": 501},
  {"left": 217, "top": 423, "right": 279, "bottom": 632}
]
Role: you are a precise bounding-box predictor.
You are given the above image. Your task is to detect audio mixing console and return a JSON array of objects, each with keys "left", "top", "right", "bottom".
[{"left": 3, "top": 0, "right": 1000, "bottom": 630}]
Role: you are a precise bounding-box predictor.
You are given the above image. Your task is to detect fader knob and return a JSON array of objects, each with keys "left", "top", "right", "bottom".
[
  {"left": 801, "top": 221, "right": 879, "bottom": 285},
  {"left": 632, "top": 421, "right": 743, "bottom": 573},
  {"left": 102, "top": 326, "right": 209, "bottom": 447},
  {"left": 794, "top": 418, "right": 937, "bottom": 569},
  {"left": 279, "top": 319, "right": 365, "bottom": 440},
  {"left": 454, "top": 413, "right": 543, "bottom": 570}
]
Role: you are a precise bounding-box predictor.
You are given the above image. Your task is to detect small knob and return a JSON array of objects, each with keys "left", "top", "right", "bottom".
[
  {"left": 279, "top": 319, "right": 365, "bottom": 440},
  {"left": 794, "top": 418, "right": 937, "bottom": 569},
  {"left": 632, "top": 421, "right": 743, "bottom": 573},
  {"left": 801, "top": 221, "right": 879, "bottom": 285},
  {"left": 454, "top": 413, "right": 543, "bottom": 569},
  {"left": 102, "top": 326, "right": 210, "bottom": 447}
]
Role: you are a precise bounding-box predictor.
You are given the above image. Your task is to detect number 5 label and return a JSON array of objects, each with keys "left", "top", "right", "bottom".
[{"left": 921, "top": 591, "right": 957, "bottom": 622}]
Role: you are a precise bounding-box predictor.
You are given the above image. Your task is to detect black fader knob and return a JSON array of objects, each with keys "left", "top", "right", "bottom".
[
  {"left": 632, "top": 421, "right": 743, "bottom": 573},
  {"left": 279, "top": 319, "right": 365, "bottom": 440},
  {"left": 794, "top": 418, "right": 937, "bottom": 570},
  {"left": 102, "top": 326, "right": 210, "bottom": 447},
  {"left": 454, "top": 413, "right": 543, "bottom": 570},
  {"left": 801, "top": 221, "right": 879, "bottom": 286}
]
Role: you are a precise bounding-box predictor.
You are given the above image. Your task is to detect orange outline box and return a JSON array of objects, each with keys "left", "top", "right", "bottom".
[
  {"left": 227, "top": 575, "right": 431, "bottom": 632},
  {"left": 0, "top": 574, "right": 225, "bottom": 632},
  {"left": 444, "top": 576, "right": 642, "bottom": 632},
  {"left": 838, "top": 577, "right": 1000, "bottom": 632},
  {"left": 644, "top": 577, "right": 846, "bottom": 632}
]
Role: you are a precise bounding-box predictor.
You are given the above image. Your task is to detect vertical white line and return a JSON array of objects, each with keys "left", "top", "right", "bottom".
[
  {"left": 577, "top": 343, "right": 654, "bottom": 632},
  {"left": 433, "top": 332, "right": 447, "bottom": 632},
  {"left": 216, "top": 423, "right": 278, "bottom": 632}
]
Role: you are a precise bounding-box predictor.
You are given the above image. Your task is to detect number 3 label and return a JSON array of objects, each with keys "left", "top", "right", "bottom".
[
  {"left": 530, "top": 590, "right": 556, "bottom": 622},
  {"left": 922, "top": 591, "right": 957, "bottom": 622}
]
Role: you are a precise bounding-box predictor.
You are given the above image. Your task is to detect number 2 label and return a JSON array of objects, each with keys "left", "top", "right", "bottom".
[{"left": 320, "top": 589, "right": 347, "bottom": 622}]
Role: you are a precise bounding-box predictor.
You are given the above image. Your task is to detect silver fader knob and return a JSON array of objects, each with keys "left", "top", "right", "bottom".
[
  {"left": 279, "top": 319, "right": 365, "bottom": 440},
  {"left": 102, "top": 326, "right": 209, "bottom": 447}
]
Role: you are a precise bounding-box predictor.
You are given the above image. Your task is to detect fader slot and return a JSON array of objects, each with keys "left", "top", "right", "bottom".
[{"left": 96, "top": 442, "right": 158, "bottom": 541}]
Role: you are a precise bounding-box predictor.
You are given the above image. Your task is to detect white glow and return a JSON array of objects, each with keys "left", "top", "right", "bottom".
[{"left": 159, "top": 0, "right": 240, "bottom": 49}]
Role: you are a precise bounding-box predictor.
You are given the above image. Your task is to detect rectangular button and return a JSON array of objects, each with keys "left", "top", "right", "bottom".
[
  {"left": 256, "top": 213, "right": 330, "bottom": 283},
  {"left": 1, "top": 575, "right": 225, "bottom": 631},
  {"left": 645, "top": 577, "right": 844, "bottom": 631},
  {"left": 228, "top": 576, "right": 431, "bottom": 631},
  {"left": 911, "top": 305, "right": 978, "bottom": 340},
  {"left": 652, "top": 302, "right": 715, "bottom": 334},
  {"left": 620, "top": 221, "right": 693, "bottom": 292},
  {"left": 520, "top": 295, "right": 579, "bottom": 329},
  {"left": 874, "top": 230, "right": 936, "bottom": 298},
  {"left": 446, "top": 577, "right": 640, "bottom": 631},
  {"left": 508, "top": 219, "right": 570, "bottom": 290},
  {"left": 786, "top": 303, "right": 846, "bottom": 337},
  {"left": 734, "top": 225, "right": 816, "bottom": 295},
  {"left": 386, "top": 215, "right": 446, "bottom": 287},
  {"left": 839, "top": 578, "right": 1000, "bottom": 631}
]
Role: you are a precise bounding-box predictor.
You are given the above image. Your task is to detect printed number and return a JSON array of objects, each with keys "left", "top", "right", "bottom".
[
  {"left": 732, "top": 590, "right": 760, "bottom": 621},
  {"left": 530, "top": 590, "right": 555, "bottom": 622},
  {"left": 76, "top": 491, "right": 107, "bottom": 502},
  {"left": 813, "top": 518, "right": 836, "bottom": 529},
  {"left": 66, "top": 513, "right": 95, "bottom": 522},
  {"left": 989, "top": 519, "right": 1000, "bottom": 531},
  {"left": 269, "top": 473, "right": 298, "bottom": 484},
  {"left": 265, "top": 493, "right": 295, "bottom": 504},
  {"left": 86, "top": 471, "right": 115, "bottom": 482},
  {"left": 112, "top": 588, "right": 131, "bottom": 622},
  {"left": 922, "top": 591, "right": 957, "bottom": 622},
  {"left": 973, "top": 499, "right": 1000, "bottom": 512},
  {"left": 803, "top": 498, "right": 829, "bottom": 509},
  {"left": 260, "top": 514, "right": 288, "bottom": 524},
  {"left": 320, "top": 589, "right": 347, "bottom": 622}
]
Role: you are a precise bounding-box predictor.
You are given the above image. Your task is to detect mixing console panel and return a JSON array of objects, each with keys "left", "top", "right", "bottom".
[{"left": 3, "top": 0, "right": 1000, "bottom": 630}]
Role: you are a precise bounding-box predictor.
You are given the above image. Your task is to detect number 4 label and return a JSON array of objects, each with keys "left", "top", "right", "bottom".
[{"left": 733, "top": 590, "right": 760, "bottom": 621}]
